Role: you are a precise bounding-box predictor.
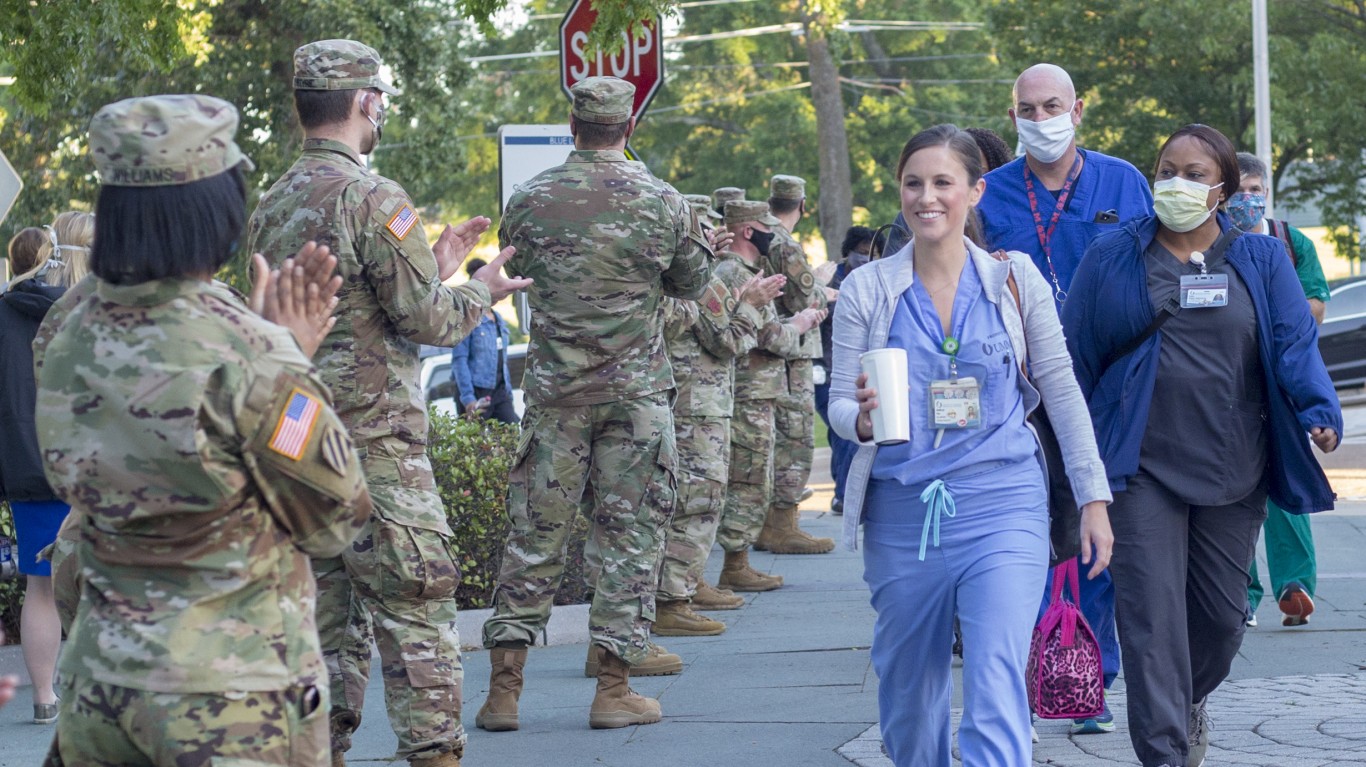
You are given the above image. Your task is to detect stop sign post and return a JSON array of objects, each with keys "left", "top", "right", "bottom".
[{"left": 560, "top": 0, "right": 663, "bottom": 123}]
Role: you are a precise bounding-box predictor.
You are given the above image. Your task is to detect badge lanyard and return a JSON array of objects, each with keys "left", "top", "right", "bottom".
[
  {"left": 931, "top": 336, "right": 983, "bottom": 449},
  {"left": 1180, "top": 249, "right": 1229, "bottom": 309},
  {"left": 1023, "top": 152, "right": 1083, "bottom": 303}
]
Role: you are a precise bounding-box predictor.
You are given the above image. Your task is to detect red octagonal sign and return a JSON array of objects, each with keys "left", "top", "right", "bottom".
[{"left": 560, "top": 0, "right": 663, "bottom": 121}]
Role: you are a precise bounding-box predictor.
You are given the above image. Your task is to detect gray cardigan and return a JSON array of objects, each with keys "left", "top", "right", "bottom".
[{"left": 829, "top": 238, "right": 1112, "bottom": 550}]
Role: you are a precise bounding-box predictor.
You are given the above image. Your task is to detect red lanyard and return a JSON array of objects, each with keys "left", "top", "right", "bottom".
[{"left": 1023, "top": 152, "right": 1083, "bottom": 302}]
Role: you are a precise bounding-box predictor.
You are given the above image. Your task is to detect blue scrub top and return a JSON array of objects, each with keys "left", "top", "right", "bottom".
[
  {"left": 977, "top": 149, "right": 1154, "bottom": 307},
  {"left": 870, "top": 258, "right": 1040, "bottom": 497}
]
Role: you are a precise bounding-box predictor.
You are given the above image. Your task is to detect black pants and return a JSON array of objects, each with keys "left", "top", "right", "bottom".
[
  {"left": 1108, "top": 471, "right": 1266, "bottom": 767},
  {"left": 474, "top": 384, "right": 519, "bottom": 425}
]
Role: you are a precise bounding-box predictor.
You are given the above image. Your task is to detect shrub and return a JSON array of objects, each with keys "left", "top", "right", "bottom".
[{"left": 428, "top": 410, "right": 592, "bottom": 610}]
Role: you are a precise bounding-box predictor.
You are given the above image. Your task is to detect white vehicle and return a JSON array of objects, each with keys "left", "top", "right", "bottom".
[{"left": 420, "top": 343, "right": 528, "bottom": 418}]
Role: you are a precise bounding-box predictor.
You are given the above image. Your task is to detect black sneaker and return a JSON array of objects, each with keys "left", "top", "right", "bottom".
[{"left": 831, "top": 497, "right": 843, "bottom": 516}]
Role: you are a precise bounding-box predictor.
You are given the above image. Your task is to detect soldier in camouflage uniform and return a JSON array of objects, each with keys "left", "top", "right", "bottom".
[
  {"left": 712, "top": 186, "right": 746, "bottom": 219},
  {"left": 653, "top": 208, "right": 788, "bottom": 630},
  {"left": 709, "top": 201, "right": 827, "bottom": 592},
  {"left": 35, "top": 95, "right": 370, "bottom": 767},
  {"left": 755, "top": 174, "right": 836, "bottom": 555},
  {"left": 478, "top": 76, "right": 711, "bottom": 731},
  {"left": 685, "top": 193, "right": 724, "bottom": 230},
  {"left": 246, "top": 40, "right": 529, "bottom": 767}
]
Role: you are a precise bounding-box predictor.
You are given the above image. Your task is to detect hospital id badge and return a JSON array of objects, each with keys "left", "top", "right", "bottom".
[
  {"left": 1180, "top": 274, "right": 1229, "bottom": 309},
  {"left": 929, "top": 377, "right": 982, "bottom": 430}
]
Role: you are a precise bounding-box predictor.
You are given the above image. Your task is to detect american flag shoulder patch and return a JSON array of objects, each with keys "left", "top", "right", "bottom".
[
  {"left": 268, "top": 388, "right": 323, "bottom": 461},
  {"left": 386, "top": 204, "right": 418, "bottom": 241}
]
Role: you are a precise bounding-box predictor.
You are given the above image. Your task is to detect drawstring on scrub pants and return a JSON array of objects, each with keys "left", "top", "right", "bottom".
[{"left": 918, "top": 479, "right": 957, "bottom": 561}]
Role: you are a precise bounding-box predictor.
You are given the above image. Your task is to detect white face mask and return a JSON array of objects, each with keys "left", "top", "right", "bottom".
[
  {"left": 1153, "top": 176, "right": 1222, "bottom": 233},
  {"left": 1015, "top": 105, "right": 1076, "bottom": 163}
]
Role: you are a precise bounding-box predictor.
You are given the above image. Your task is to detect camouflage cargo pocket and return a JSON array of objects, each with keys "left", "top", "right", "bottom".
[{"left": 373, "top": 517, "right": 461, "bottom": 602}]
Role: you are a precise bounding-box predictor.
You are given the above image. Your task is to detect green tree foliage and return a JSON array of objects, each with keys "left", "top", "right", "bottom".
[
  {"left": 0, "top": 0, "right": 474, "bottom": 288},
  {"left": 985, "top": 0, "right": 1366, "bottom": 260}
]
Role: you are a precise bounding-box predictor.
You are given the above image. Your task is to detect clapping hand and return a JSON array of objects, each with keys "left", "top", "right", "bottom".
[
  {"left": 433, "top": 217, "right": 494, "bottom": 282},
  {"left": 469, "top": 246, "right": 533, "bottom": 303},
  {"left": 250, "top": 242, "right": 342, "bottom": 358}
]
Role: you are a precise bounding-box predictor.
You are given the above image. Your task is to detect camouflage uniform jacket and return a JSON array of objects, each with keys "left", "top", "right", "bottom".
[
  {"left": 710, "top": 252, "right": 801, "bottom": 400},
  {"left": 500, "top": 149, "right": 711, "bottom": 408},
  {"left": 766, "top": 225, "right": 825, "bottom": 361},
  {"left": 661, "top": 271, "right": 764, "bottom": 418},
  {"left": 35, "top": 278, "right": 371, "bottom": 694},
  {"left": 246, "top": 139, "right": 489, "bottom": 517}
]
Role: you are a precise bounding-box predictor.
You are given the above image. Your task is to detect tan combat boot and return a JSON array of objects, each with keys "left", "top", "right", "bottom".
[
  {"left": 718, "top": 549, "right": 784, "bottom": 592},
  {"left": 583, "top": 642, "right": 683, "bottom": 677},
  {"left": 765, "top": 504, "right": 835, "bottom": 555},
  {"left": 653, "top": 599, "right": 726, "bottom": 636},
  {"left": 475, "top": 646, "right": 526, "bottom": 732},
  {"left": 752, "top": 506, "right": 782, "bottom": 551},
  {"left": 409, "top": 751, "right": 461, "bottom": 767},
  {"left": 589, "top": 649, "right": 663, "bottom": 729},
  {"left": 692, "top": 581, "right": 745, "bottom": 611}
]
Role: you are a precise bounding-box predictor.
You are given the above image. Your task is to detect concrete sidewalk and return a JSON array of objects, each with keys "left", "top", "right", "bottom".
[{"left": 5, "top": 465, "right": 1366, "bottom": 766}]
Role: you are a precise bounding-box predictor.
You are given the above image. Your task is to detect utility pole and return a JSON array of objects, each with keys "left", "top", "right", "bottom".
[{"left": 1252, "top": 0, "right": 1273, "bottom": 216}]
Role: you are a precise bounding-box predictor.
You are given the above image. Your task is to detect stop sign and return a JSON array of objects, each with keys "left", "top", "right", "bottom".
[{"left": 560, "top": 0, "right": 663, "bottom": 121}]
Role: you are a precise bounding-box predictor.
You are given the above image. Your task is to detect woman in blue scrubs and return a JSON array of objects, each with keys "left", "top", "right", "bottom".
[{"left": 829, "top": 124, "right": 1115, "bottom": 766}]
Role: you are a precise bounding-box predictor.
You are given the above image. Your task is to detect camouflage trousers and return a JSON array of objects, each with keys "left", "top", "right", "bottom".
[
  {"left": 716, "top": 397, "right": 776, "bottom": 552},
  {"left": 45, "top": 677, "right": 327, "bottom": 766},
  {"left": 657, "top": 415, "right": 731, "bottom": 601},
  {"left": 314, "top": 479, "right": 464, "bottom": 759},
  {"left": 482, "top": 392, "right": 677, "bottom": 665},
  {"left": 772, "top": 358, "right": 816, "bottom": 506}
]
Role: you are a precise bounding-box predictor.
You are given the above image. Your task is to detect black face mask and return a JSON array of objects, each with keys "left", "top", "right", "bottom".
[{"left": 748, "top": 229, "right": 775, "bottom": 257}]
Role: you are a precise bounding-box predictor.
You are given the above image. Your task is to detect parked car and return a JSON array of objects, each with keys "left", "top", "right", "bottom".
[
  {"left": 1318, "top": 275, "right": 1366, "bottom": 390},
  {"left": 420, "top": 343, "right": 528, "bottom": 418}
]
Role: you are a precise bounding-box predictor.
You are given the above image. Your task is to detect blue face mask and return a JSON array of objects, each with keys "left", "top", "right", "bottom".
[{"left": 1226, "top": 192, "right": 1266, "bottom": 232}]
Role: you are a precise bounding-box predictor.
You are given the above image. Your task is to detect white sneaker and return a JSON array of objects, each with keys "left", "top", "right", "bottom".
[
  {"left": 1188, "top": 697, "right": 1211, "bottom": 767},
  {"left": 1031, "top": 724, "right": 1039, "bottom": 743}
]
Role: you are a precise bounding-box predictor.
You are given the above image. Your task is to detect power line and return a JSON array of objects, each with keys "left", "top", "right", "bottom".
[
  {"left": 471, "top": 52, "right": 994, "bottom": 76},
  {"left": 469, "top": 19, "right": 985, "bottom": 62},
  {"left": 648, "top": 82, "right": 812, "bottom": 114}
]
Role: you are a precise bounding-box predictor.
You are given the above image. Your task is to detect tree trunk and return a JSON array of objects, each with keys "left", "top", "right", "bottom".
[{"left": 801, "top": 11, "right": 853, "bottom": 261}]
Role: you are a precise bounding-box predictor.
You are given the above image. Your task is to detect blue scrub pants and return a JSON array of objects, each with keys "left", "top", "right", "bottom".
[{"left": 862, "top": 476, "right": 1049, "bottom": 767}]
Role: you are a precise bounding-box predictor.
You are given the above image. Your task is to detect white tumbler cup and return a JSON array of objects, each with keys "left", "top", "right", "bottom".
[{"left": 859, "top": 347, "right": 910, "bottom": 445}]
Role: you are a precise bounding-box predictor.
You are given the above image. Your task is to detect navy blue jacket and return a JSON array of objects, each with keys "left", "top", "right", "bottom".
[
  {"left": 1061, "top": 213, "right": 1341, "bottom": 514},
  {"left": 0, "top": 279, "right": 64, "bottom": 502}
]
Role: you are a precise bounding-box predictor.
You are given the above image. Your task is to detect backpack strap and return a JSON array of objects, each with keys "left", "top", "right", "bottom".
[
  {"left": 992, "top": 250, "right": 1029, "bottom": 372},
  {"left": 1266, "top": 219, "right": 1298, "bottom": 268}
]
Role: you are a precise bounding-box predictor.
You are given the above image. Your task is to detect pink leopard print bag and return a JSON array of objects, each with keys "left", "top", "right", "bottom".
[{"left": 1026, "top": 559, "right": 1104, "bottom": 719}]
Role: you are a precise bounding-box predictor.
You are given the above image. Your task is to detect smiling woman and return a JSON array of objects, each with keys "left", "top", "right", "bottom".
[{"left": 828, "top": 123, "right": 1113, "bottom": 767}]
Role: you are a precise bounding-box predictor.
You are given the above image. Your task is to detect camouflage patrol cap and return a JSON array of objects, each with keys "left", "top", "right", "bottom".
[
  {"left": 293, "top": 39, "right": 401, "bottom": 95},
  {"left": 724, "top": 200, "right": 780, "bottom": 227},
  {"left": 770, "top": 174, "right": 806, "bottom": 201},
  {"left": 89, "top": 95, "right": 254, "bottom": 187},
  {"left": 711, "top": 187, "right": 745, "bottom": 215},
  {"left": 571, "top": 77, "right": 635, "bottom": 125},
  {"left": 685, "top": 194, "right": 723, "bottom": 221}
]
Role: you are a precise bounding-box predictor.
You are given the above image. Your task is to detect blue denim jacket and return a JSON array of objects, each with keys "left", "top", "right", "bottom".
[{"left": 451, "top": 313, "right": 511, "bottom": 406}]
